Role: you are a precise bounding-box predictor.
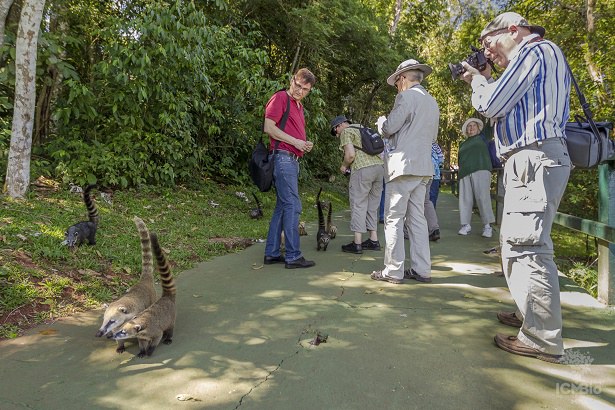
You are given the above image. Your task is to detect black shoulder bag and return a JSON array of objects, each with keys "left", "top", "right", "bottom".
[
  {"left": 564, "top": 64, "right": 614, "bottom": 168},
  {"left": 249, "top": 92, "right": 291, "bottom": 192}
]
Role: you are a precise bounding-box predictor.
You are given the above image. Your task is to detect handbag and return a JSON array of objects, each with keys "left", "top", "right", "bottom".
[
  {"left": 249, "top": 92, "right": 291, "bottom": 192},
  {"left": 564, "top": 64, "right": 614, "bottom": 168}
]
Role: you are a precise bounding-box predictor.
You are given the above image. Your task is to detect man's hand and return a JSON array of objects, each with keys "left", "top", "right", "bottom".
[
  {"left": 460, "top": 62, "right": 480, "bottom": 84},
  {"left": 295, "top": 139, "right": 313, "bottom": 153},
  {"left": 376, "top": 115, "right": 386, "bottom": 134}
]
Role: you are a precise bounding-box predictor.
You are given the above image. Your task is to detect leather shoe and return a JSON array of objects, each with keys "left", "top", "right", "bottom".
[
  {"left": 429, "top": 229, "right": 440, "bottom": 242},
  {"left": 497, "top": 311, "right": 523, "bottom": 328},
  {"left": 403, "top": 268, "right": 432, "bottom": 283},
  {"left": 264, "top": 255, "right": 284, "bottom": 265},
  {"left": 285, "top": 257, "right": 315, "bottom": 269},
  {"left": 494, "top": 333, "right": 562, "bottom": 363}
]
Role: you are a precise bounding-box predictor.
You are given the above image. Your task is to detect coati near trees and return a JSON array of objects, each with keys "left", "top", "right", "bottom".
[
  {"left": 298, "top": 221, "right": 308, "bottom": 236},
  {"left": 249, "top": 192, "right": 263, "bottom": 219},
  {"left": 326, "top": 201, "right": 337, "bottom": 239},
  {"left": 111, "top": 231, "right": 177, "bottom": 358},
  {"left": 96, "top": 217, "right": 157, "bottom": 353},
  {"left": 65, "top": 184, "right": 99, "bottom": 251},
  {"left": 316, "top": 188, "right": 331, "bottom": 251}
]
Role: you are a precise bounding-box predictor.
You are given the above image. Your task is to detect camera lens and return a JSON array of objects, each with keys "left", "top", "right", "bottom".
[{"left": 448, "top": 62, "right": 465, "bottom": 80}]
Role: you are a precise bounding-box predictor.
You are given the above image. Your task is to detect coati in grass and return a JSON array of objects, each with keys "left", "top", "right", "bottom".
[
  {"left": 111, "top": 231, "right": 176, "bottom": 358},
  {"left": 65, "top": 184, "right": 99, "bottom": 250},
  {"left": 96, "top": 216, "right": 157, "bottom": 353},
  {"left": 249, "top": 192, "right": 263, "bottom": 219},
  {"left": 298, "top": 221, "right": 308, "bottom": 236},
  {"left": 316, "top": 188, "right": 331, "bottom": 251},
  {"left": 326, "top": 201, "right": 337, "bottom": 239}
]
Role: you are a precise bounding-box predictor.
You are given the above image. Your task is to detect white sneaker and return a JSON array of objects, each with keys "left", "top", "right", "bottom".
[
  {"left": 482, "top": 225, "right": 493, "bottom": 238},
  {"left": 458, "top": 224, "right": 471, "bottom": 235}
]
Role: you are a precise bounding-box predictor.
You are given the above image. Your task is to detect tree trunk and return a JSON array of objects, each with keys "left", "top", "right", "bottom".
[
  {"left": 4, "top": 0, "right": 44, "bottom": 198},
  {"left": 389, "top": 0, "right": 403, "bottom": 36},
  {"left": 0, "top": 0, "right": 14, "bottom": 47}
]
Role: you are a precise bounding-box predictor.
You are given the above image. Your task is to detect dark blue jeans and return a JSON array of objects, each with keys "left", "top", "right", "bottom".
[
  {"left": 265, "top": 154, "right": 303, "bottom": 262},
  {"left": 429, "top": 178, "right": 441, "bottom": 208}
]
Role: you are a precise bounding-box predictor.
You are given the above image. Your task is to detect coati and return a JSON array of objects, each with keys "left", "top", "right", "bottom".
[
  {"left": 65, "top": 184, "right": 99, "bottom": 250},
  {"left": 316, "top": 188, "right": 331, "bottom": 251},
  {"left": 111, "top": 231, "right": 176, "bottom": 358},
  {"left": 326, "top": 201, "right": 337, "bottom": 239},
  {"left": 298, "top": 221, "right": 308, "bottom": 236},
  {"left": 96, "top": 216, "right": 157, "bottom": 353},
  {"left": 249, "top": 192, "right": 263, "bottom": 219}
]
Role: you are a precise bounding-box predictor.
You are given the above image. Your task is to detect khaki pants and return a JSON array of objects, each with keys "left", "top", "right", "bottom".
[
  {"left": 348, "top": 164, "right": 384, "bottom": 233},
  {"left": 500, "top": 138, "right": 570, "bottom": 355},
  {"left": 459, "top": 170, "right": 495, "bottom": 226},
  {"left": 383, "top": 175, "right": 431, "bottom": 280}
]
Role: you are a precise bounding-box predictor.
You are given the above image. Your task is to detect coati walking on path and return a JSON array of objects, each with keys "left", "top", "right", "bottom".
[
  {"left": 65, "top": 184, "right": 99, "bottom": 250},
  {"left": 96, "top": 216, "right": 157, "bottom": 353},
  {"left": 326, "top": 201, "right": 337, "bottom": 239},
  {"left": 249, "top": 192, "right": 263, "bottom": 219},
  {"left": 316, "top": 188, "right": 331, "bottom": 251},
  {"left": 112, "top": 231, "right": 177, "bottom": 358}
]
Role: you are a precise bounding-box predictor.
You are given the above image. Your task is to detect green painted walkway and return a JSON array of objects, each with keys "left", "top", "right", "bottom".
[{"left": 1, "top": 193, "right": 614, "bottom": 410}]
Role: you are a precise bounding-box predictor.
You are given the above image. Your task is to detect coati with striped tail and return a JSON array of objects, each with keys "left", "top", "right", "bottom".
[
  {"left": 65, "top": 184, "right": 99, "bottom": 251},
  {"left": 249, "top": 192, "right": 263, "bottom": 219},
  {"left": 111, "top": 231, "right": 176, "bottom": 358},
  {"left": 96, "top": 216, "right": 157, "bottom": 353},
  {"left": 316, "top": 188, "right": 330, "bottom": 251},
  {"left": 326, "top": 201, "right": 337, "bottom": 239}
]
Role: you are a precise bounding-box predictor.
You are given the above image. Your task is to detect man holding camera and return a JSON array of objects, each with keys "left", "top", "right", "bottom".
[
  {"left": 459, "top": 12, "right": 571, "bottom": 363},
  {"left": 330, "top": 115, "right": 384, "bottom": 254}
]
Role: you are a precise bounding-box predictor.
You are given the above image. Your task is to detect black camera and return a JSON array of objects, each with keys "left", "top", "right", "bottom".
[{"left": 448, "top": 46, "right": 490, "bottom": 80}]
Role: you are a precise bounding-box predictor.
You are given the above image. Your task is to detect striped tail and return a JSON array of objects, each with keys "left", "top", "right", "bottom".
[
  {"left": 150, "top": 232, "right": 176, "bottom": 299},
  {"left": 83, "top": 184, "right": 99, "bottom": 225},
  {"left": 133, "top": 216, "right": 153, "bottom": 280}
]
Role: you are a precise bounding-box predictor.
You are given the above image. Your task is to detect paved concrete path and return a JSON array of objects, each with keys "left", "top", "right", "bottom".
[{"left": 1, "top": 193, "right": 614, "bottom": 410}]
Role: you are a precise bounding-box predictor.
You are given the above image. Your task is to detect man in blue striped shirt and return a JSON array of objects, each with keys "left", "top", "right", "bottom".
[{"left": 460, "top": 12, "right": 571, "bottom": 363}]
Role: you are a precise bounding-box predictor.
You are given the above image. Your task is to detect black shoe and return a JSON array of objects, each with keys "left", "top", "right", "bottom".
[
  {"left": 342, "top": 242, "right": 363, "bottom": 254},
  {"left": 264, "top": 255, "right": 284, "bottom": 265},
  {"left": 361, "top": 239, "right": 381, "bottom": 251},
  {"left": 285, "top": 257, "right": 315, "bottom": 269},
  {"left": 429, "top": 229, "right": 440, "bottom": 242},
  {"left": 403, "top": 269, "right": 432, "bottom": 283}
]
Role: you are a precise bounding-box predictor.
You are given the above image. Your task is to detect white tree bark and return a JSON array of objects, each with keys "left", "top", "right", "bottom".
[
  {"left": 0, "top": 0, "right": 15, "bottom": 48},
  {"left": 4, "top": 0, "right": 44, "bottom": 198}
]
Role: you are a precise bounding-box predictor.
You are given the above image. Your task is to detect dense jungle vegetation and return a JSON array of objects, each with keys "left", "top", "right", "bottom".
[{"left": 0, "top": 0, "right": 613, "bottom": 336}]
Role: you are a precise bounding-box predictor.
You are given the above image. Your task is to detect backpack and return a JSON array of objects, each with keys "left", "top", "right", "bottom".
[{"left": 348, "top": 125, "right": 385, "bottom": 155}]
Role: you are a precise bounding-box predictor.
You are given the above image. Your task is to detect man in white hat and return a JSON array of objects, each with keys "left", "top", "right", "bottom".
[
  {"left": 459, "top": 12, "right": 571, "bottom": 363},
  {"left": 370, "top": 59, "right": 440, "bottom": 284}
]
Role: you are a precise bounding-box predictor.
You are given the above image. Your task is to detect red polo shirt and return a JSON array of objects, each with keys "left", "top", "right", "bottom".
[{"left": 264, "top": 90, "right": 306, "bottom": 157}]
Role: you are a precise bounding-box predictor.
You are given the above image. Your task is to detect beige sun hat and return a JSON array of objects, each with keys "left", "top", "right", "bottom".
[
  {"left": 462, "top": 118, "right": 484, "bottom": 136},
  {"left": 386, "top": 59, "right": 433, "bottom": 86}
]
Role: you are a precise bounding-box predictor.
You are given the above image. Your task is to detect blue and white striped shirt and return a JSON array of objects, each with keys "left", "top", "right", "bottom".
[{"left": 470, "top": 34, "right": 571, "bottom": 158}]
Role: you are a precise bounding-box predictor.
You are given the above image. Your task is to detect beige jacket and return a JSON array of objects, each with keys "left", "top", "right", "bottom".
[{"left": 381, "top": 85, "right": 440, "bottom": 182}]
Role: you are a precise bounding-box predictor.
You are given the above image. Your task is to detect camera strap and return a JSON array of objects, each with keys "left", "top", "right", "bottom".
[{"left": 565, "top": 60, "right": 602, "bottom": 138}]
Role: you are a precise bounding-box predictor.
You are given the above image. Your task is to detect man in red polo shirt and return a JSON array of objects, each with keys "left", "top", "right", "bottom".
[{"left": 263, "top": 68, "right": 316, "bottom": 269}]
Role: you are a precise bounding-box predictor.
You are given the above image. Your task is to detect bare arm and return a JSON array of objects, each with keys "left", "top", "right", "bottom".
[{"left": 340, "top": 144, "right": 356, "bottom": 173}]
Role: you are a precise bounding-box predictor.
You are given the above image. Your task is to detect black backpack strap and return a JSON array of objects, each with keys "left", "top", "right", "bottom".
[
  {"left": 263, "top": 90, "right": 292, "bottom": 150},
  {"left": 346, "top": 125, "right": 365, "bottom": 152}
]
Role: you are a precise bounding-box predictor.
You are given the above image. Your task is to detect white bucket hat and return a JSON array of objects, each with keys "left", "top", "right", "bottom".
[
  {"left": 479, "top": 12, "right": 546, "bottom": 42},
  {"left": 386, "top": 59, "right": 433, "bottom": 86},
  {"left": 462, "top": 118, "right": 484, "bottom": 136}
]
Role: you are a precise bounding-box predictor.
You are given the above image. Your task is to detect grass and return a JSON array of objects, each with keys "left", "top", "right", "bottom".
[
  {"left": 0, "top": 178, "right": 600, "bottom": 339},
  {"left": 0, "top": 178, "right": 348, "bottom": 339}
]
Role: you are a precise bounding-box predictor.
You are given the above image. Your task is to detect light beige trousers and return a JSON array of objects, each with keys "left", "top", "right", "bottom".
[
  {"left": 383, "top": 175, "right": 431, "bottom": 280},
  {"left": 500, "top": 138, "right": 570, "bottom": 355}
]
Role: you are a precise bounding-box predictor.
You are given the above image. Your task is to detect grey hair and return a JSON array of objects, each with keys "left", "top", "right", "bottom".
[{"left": 404, "top": 69, "right": 424, "bottom": 82}]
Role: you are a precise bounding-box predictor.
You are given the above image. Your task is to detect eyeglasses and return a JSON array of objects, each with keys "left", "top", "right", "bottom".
[
  {"left": 394, "top": 75, "right": 404, "bottom": 87},
  {"left": 480, "top": 28, "right": 509, "bottom": 49},
  {"left": 292, "top": 77, "right": 312, "bottom": 94}
]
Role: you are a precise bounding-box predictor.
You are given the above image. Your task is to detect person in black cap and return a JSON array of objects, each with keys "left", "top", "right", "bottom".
[
  {"left": 330, "top": 115, "right": 384, "bottom": 254},
  {"left": 459, "top": 11, "right": 570, "bottom": 363}
]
